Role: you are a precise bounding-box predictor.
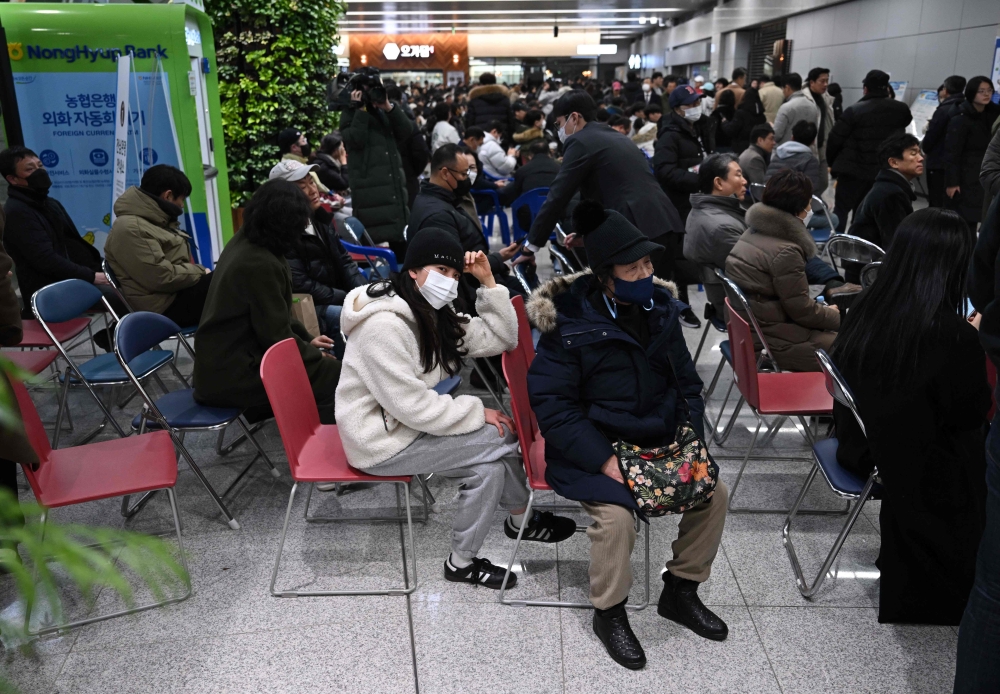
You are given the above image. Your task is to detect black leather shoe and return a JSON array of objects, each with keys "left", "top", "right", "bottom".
[
  {"left": 593, "top": 601, "right": 646, "bottom": 670},
  {"left": 657, "top": 571, "right": 728, "bottom": 641}
]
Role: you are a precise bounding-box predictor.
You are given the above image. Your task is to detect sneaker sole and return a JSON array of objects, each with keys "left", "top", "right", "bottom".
[
  {"left": 443, "top": 572, "right": 516, "bottom": 590},
  {"left": 657, "top": 603, "right": 728, "bottom": 641},
  {"left": 592, "top": 621, "right": 646, "bottom": 670}
]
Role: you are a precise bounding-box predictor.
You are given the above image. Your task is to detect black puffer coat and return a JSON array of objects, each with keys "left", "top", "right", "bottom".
[
  {"left": 653, "top": 111, "right": 713, "bottom": 221},
  {"left": 311, "top": 152, "right": 349, "bottom": 192},
  {"left": 945, "top": 101, "right": 1000, "bottom": 225},
  {"left": 826, "top": 94, "right": 912, "bottom": 182},
  {"left": 526, "top": 272, "right": 704, "bottom": 510},
  {"left": 922, "top": 94, "right": 966, "bottom": 170},
  {"left": 339, "top": 103, "right": 413, "bottom": 244},
  {"left": 285, "top": 214, "right": 367, "bottom": 309},
  {"left": 465, "top": 84, "right": 515, "bottom": 135}
]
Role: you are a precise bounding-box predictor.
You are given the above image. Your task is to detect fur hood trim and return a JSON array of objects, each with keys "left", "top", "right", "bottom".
[
  {"left": 631, "top": 122, "right": 658, "bottom": 145},
  {"left": 744, "top": 202, "right": 818, "bottom": 258},
  {"left": 525, "top": 270, "right": 677, "bottom": 333},
  {"left": 513, "top": 126, "right": 545, "bottom": 143},
  {"left": 468, "top": 83, "right": 510, "bottom": 101}
]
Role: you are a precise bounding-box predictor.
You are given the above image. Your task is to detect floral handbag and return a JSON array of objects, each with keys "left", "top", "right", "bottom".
[{"left": 615, "top": 424, "right": 719, "bottom": 516}]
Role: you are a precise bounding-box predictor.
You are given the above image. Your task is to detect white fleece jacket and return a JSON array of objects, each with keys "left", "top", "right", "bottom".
[{"left": 335, "top": 283, "right": 518, "bottom": 469}]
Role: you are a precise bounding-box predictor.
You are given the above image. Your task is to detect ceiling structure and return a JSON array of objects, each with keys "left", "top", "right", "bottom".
[{"left": 342, "top": 0, "right": 715, "bottom": 43}]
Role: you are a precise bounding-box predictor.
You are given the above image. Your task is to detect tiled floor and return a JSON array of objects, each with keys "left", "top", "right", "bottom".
[{"left": 0, "top": 231, "right": 961, "bottom": 693}]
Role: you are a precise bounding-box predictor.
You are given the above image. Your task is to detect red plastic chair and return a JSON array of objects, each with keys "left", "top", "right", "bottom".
[
  {"left": 3, "top": 349, "right": 58, "bottom": 375},
  {"left": 510, "top": 294, "right": 535, "bottom": 364},
  {"left": 723, "top": 297, "right": 841, "bottom": 514},
  {"left": 260, "top": 338, "right": 417, "bottom": 598},
  {"left": 498, "top": 342, "right": 650, "bottom": 610},
  {"left": 16, "top": 317, "right": 91, "bottom": 349},
  {"left": 8, "top": 376, "right": 190, "bottom": 637}
]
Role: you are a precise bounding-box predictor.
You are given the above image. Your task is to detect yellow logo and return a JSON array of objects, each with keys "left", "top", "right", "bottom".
[{"left": 7, "top": 43, "right": 23, "bottom": 61}]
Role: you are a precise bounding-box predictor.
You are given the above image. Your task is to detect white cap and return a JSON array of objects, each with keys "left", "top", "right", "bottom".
[
  {"left": 269, "top": 159, "right": 317, "bottom": 182},
  {"left": 693, "top": 75, "right": 705, "bottom": 84}
]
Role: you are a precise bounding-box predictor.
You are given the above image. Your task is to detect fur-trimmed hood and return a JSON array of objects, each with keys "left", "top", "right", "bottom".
[
  {"left": 468, "top": 83, "right": 510, "bottom": 102},
  {"left": 744, "top": 202, "right": 818, "bottom": 258},
  {"left": 513, "top": 126, "right": 545, "bottom": 143},
  {"left": 526, "top": 270, "right": 677, "bottom": 334}
]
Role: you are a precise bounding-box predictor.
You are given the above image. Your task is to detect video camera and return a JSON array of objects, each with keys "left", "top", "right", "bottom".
[{"left": 334, "top": 67, "right": 388, "bottom": 111}]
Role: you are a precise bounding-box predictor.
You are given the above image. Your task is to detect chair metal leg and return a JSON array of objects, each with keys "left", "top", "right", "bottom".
[
  {"left": 51, "top": 370, "right": 72, "bottom": 449},
  {"left": 703, "top": 355, "right": 727, "bottom": 401},
  {"left": 499, "top": 490, "right": 650, "bottom": 610},
  {"left": 471, "top": 360, "right": 509, "bottom": 416},
  {"left": 710, "top": 380, "right": 743, "bottom": 447},
  {"left": 235, "top": 418, "right": 280, "bottom": 479},
  {"left": 152, "top": 372, "right": 170, "bottom": 396},
  {"left": 172, "top": 435, "right": 241, "bottom": 530},
  {"left": 271, "top": 481, "right": 418, "bottom": 598},
  {"left": 692, "top": 321, "right": 711, "bottom": 364},
  {"left": 27, "top": 489, "right": 192, "bottom": 638},
  {"left": 782, "top": 468, "right": 877, "bottom": 597},
  {"left": 216, "top": 420, "right": 266, "bottom": 456}
]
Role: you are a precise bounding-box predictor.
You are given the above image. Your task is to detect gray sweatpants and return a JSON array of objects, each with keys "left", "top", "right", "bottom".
[{"left": 368, "top": 425, "right": 529, "bottom": 560}]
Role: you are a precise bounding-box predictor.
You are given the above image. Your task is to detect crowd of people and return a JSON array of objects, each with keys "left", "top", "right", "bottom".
[{"left": 2, "top": 61, "right": 1000, "bottom": 689}]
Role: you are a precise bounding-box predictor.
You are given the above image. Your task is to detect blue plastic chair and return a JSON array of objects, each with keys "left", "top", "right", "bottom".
[
  {"left": 344, "top": 216, "right": 374, "bottom": 246},
  {"left": 510, "top": 187, "right": 549, "bottom": 241},
  {"left": 32, "top": 279, "right": 179, "bottom": 448},
  {"left": 115, "top": 312, "right": 279, "bottom": 529},
  {"left": 471, "top": 189, "right": 511, "bottom": 244},
  {"left": 342, "top": 240, "right": 399, "bottom": 275},
  {"left": 482, "top": 169, "right": 513, "bottom": 184},
  {"left": 783, "top": 349, "right": 883, "bottom": 598}
]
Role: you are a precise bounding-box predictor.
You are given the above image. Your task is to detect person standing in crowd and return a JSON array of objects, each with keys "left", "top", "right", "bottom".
[
  {"left": 739, "top": 124, "right": 775, "bottom": 186},
  {"left": 278, "top": 127, "right": 311, "bottom": 164},
  {"left": 766, "top": 121, "right": 822, "bottom": 192},
  {"left": 340, "top": 85, "right": 413, "bottom": 259},
  {"left": 711, "top": 90, "right": 737, "bottom": 152},
  {"left": 337, "top": 230, "right": 576, "bottom": 589},
  {"left": 758, "top": 75, "right": 784, "bottom": 124},
  {"left": 527, "top": 203, "right": 730, "bottom": 670},
  {"left": 0, "top": 146, "right": 125, "bottom": 328},
  {"left": 684, "top": 153, "right": 748, "bottom": 320},
  {"left": 827, "top": 69, "right": 912, "bottom": 232},
  {"left": 833, "top": 208, "right": 989, "bottom": 627},
  {"left": 518, "top": 91, "right": 690, "bottom": 323},
  {"left": 430, "top": 103, "right": 461, "bottom": 153},
  {"left": 721, "top": 86, "right": 767, "bottom": 155},
  {"left": 715, "top": 67, "right": 747, "bottom": 108},
  {"left": 945, "top": 76, "right": 1000, "bottom": 228},
  {"left": 827, "top": 82, "right": 844, "bottom": 121},
  {"left": 194, "top": 180, "right": 341, "bottom": 423},
  {"left": 725, "top": 170, "right": 840, "bottom": 372},
  {"left": 310, "top": 133, "right": 350, "bottom": 194},
  {"left": 772, "top": 73, "right": 818, "bottom": 145},
  {"left": 982, "top": 123, "right": 1000, "bottom": 210},
  {"left": 805, "top": 67, "right": 835, "bottom": 193},
  {"left": 479, "top": 120, "right": 518, "bottom": 179},
  {"left": 104, "top": 165, "right": 212, "bottom": 329},
  {"left": 921, "top": 75, "right": 966, "bottom": 208},
  {"left": 958, "top": 167, "right": 1000, "bottom": 694},
  {"left": 465, "top": 73, "right": 515, "bottom": 136},
  {"left": 388, "top": 85, "right": 431, "bottom": 210},
  {"left": 269, "top": 160, "right": 367, "bottom": 354},
  {"left": 848, "top": 133, "right": 922, "bottom": 249},
  {"left": 638, "top": 78, "right": 662, "bottom": 109},
  {"left": 650, "top": 71, "right": 666, "bottom": 97},
  {"left": 621, "top": 72, "right": 643, "bottom": 105},
  {"left": 408, "top": 145, "right": 520, "bottom": 299}
]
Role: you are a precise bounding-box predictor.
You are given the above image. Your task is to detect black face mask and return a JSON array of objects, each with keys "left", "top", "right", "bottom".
[
  {"left": 158, "top": 197, "right": 184, "bottom": 222},
  {"left": 25, "top": 168, "right": 52, "bottom": 194},
  {"left": 300, "top": 144, "right": 313, "bottom": 159},
  {"left": 452, "top": 177, "right": 472, "bottom": 197}
]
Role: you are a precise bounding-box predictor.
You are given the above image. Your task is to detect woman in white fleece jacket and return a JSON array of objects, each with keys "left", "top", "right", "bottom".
[{"left": 336, "top": 228, "right": 575, "bottom": 588}]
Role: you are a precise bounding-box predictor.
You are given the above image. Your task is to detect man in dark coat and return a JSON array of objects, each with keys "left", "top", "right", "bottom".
[
  {"left": 501, "top": 140, "right": 578, "bottom": 235},
  {"left": 849, "top": 133, "right": 922, "bottom": 249},
  {"left": 519, "top": 91, "right": 684, "bottom": 291},
  {"left": 0, "top": 146, "right": 121, "bottom": 319},
  {"left": 465, "top": 73, "right": 515, "bottom": 136},
  {"left": 526, "top": 204, "right": 728, "bottom": 670},
  {"left": 339, "top": 89, "right": 413, "bottom": 256},
  {"left": 922, "top": 75, "right": 967, "bottom": 208},
  {"left": 621, "top": 71, "right": 644, "bottom": 105},
  {"left": 826, "top": 70, "right": 912, "bottom": 231}
]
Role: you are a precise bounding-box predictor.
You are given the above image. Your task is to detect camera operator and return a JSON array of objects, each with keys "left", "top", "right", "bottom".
[{"left": 339, "top": 68, "right": 414, "bottom": 259}]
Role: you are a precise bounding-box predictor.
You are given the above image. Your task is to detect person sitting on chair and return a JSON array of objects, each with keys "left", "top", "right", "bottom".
[
  {"left": 336, "top": 228, "right": 576, "bottom": 589},
  {"left": 193, "top": 180, "right": 341, "bottom": 423},
  {"left": 105, "top": 165, "right": 212, "bottom": 328},
  {"left": 527, "top": 201, "right": 730, "bottom": 671}
]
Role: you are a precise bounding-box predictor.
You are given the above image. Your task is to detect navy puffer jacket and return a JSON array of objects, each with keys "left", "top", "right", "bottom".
[{"left": 526, "top": 272, "right": 704, "bottom": 510}]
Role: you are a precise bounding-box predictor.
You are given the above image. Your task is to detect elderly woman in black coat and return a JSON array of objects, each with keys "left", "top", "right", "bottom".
[{"left": 526, "top": 201, "right": 729, "bottom": 671}]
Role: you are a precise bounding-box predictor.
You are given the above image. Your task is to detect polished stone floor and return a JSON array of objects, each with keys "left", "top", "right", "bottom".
[{"left": 0, "top": 230, "right": 959, "bottom": 694}]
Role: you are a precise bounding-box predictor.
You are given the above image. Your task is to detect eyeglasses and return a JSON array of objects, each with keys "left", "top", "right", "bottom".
[
  {"left": 445, "top": 167, "right": 473, "bottom": 179},
  {"left": 977, "top": 88, "right": 994, "bottom": 96}
]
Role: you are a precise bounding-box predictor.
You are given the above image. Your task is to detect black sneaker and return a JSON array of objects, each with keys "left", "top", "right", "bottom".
[
  {"left": 679, "top": 307, "right": 701, "bottom": 329},
  {"left": 504, "top": 510, "right": 576, "bottom": 543},
  {"left": 444, "top": 556, "right": 516, "bottom": 590}
]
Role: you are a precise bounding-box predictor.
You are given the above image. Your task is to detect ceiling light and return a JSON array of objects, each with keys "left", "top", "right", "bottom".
[
  {"left": 577, "top": 44, "right": 618, "bottom": 55},
  {"left": 342, "top": 18, "right": 647, "bottom": 24},
  {"left": 345, "top": 8, "right": 682, "bottom": 16}
]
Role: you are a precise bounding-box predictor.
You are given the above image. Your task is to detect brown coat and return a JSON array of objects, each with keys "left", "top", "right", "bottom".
[{"left": 724, "top": 202, "right": 839, "bottom": 372}]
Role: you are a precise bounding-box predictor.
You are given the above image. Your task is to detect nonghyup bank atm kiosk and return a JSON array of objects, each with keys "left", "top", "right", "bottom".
[{"left": 0, "top": 1, "right": 232, "bottom": 265}]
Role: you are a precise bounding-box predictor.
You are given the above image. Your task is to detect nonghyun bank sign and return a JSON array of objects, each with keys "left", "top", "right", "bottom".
[{"left": 11, "top": 43, "right": 169, "bottom": 63}]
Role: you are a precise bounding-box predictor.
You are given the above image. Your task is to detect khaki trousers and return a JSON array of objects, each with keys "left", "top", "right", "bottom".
[{"left": 581, "top": 480, "right": 728, "bottom": 610}]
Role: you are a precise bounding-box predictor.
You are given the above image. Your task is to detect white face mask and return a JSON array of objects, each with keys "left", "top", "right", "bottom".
[
  {"left": 468, "top": 169, "right": 477, "bottom": 184},
  {"left": 683, "top": 105, "right": 703, "bottom": 121},
  {"left": 557, "top": 114, "right": 577, "bottom": 143},
  {"left": 802, "top": 210, "right": 814, "bottom": 227},
  {"left": 417, "top": 268, "right": 459, "bottom": 310},
  {"left": 642, "top": 83, "right": 651, "bottom": 93}
]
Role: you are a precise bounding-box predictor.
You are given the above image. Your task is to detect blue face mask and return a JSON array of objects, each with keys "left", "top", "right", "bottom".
[{"left": 612, "top": 274, "right": 655, "bottom": 306}]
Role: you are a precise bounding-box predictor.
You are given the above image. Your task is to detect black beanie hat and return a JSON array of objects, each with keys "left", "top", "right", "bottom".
[
  {"left": 572, "top": 200, "right": 663, "bottom": 270},
  {"left": 402, "top": 227, "right": 465, "bottom": 273}
]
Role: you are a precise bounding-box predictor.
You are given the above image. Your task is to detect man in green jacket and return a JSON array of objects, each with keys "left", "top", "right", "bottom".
[
  {"left": 340, "top": 86, "right": 413, "bottom": 258},
  {"left": 104, "top": 165, "right": 211, "bottom": 327}
]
